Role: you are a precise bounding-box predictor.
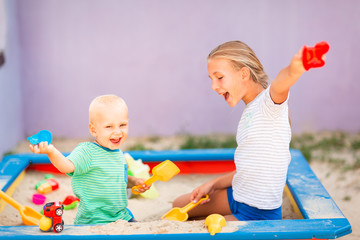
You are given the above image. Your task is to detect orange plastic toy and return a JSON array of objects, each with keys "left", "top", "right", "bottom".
[{"left": 35, "top": 174, "right": 59, "bottom": 194}]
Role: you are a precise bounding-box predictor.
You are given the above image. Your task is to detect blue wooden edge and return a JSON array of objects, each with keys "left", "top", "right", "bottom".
[
  {"left": 0, "top": 149, "right": 352, "bottom": 239},
  {"left": 287, "top": 150, "right": 345, "bottom": 220},
  {"left": 0, "top": 218, "right": 352, "bottom": 239},
  {"left": 0, "top": 155, "right": 30, "bottom": 192}
]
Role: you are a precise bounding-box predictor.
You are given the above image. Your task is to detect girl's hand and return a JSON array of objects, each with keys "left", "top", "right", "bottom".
[
  {"left": 190, "top": 181, "right": 214, "bottom": 204},
  {"left": 289, "top": 47, "right": 306, "bottom": 78},
  {"left": 29, "top": 142, "right": 55, "bottom": 155},
  {"left": 302, "top": 41, "right": 329, "bottom": 71}
]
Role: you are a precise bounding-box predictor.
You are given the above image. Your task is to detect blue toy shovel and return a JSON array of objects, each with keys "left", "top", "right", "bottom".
[{"left": 27, "top": 130, "right": 53, "bottom": 145}]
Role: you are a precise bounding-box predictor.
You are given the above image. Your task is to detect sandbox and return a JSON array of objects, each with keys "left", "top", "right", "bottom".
[{"left": 0, "top": 148, "right": 352, "bottom": 239}]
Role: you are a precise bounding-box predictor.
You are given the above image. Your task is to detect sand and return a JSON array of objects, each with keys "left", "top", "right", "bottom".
[
  {"left": 310, "top": 161, "right": 360, "bottom": 240},
  {"left": 0, "top": 170, "right": 297, "bottom": 235},
  {"left": 1, "top": 134, "right": 359, "bottom": 239},
  {"left": 0, "top": 170, "right": 296, "bottom": 233}
]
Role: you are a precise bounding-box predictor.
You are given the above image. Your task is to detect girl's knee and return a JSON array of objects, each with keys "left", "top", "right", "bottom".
[{"left": 172, "top": 194, "right": 190, "bottom": 208}]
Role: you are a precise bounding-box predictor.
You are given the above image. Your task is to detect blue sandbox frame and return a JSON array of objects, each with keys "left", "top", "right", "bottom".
[{"left": 0, "top": 149, "right": 352, "bottom": 239}]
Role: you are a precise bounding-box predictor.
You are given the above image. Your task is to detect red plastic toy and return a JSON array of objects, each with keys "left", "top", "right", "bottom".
[
  {"left": 41, "top": 201, "right": 64, "bottom": 233},
  {"left": 302, "top": 41, "right": 330, "bottom": 71},
  {"left": 62, "top": 195, "right": 80, "bottom": 205},
  {"left": 62, "top": 195, "right": 80, "bottom": 210}
]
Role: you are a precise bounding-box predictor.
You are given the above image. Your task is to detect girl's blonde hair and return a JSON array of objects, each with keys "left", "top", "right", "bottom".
[{"left": 207, "top": 41, "right": 269, "bottom": 89}]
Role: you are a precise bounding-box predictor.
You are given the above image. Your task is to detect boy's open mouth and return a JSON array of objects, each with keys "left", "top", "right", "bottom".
[{"left": 110, "top": 138, "right": 121, "bottom": 144}]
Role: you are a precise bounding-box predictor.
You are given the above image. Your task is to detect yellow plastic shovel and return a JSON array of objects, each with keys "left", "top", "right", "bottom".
[
  {"left": 131, "top": 160, "right": 180, "bottom": 194},
  {"left": 0, "top": 190, "right": 43, "bottom": 225},
  {"left": 161, "top": 195, "right": 209, "bottom": 221}
]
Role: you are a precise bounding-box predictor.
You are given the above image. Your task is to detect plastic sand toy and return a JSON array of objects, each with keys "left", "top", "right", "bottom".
[
  {"left": 0, "top": 190, "right": 42, "bottom": 225},
  {"left": 124, "top": 153, "right": 159, "bottom": 199},
  {"left": 161, "top": 195, "right": 209, "bottom": 221},
  {"left": 39, "top": 201, "right": 64, "bottom": 233},
  {"left": 27, "top": 130, "right": 53, "bottom": 145},
  {"left": 302, "top": 41, "right": 330, "bottom": 71},
  {"left": 35, "top": 174, "right": 59, "bottom": 194},
  {"left": 131, "top": 160, "right": 180, "bottom": 194},
  {"left": 32, "top": 194, "right": 46, "bottom": 205},
  {"left": 62, "top": 195, "right": 80, "bottom": 210},
  {"left": 205, "top": 214, "right": 226, "bottom": 235}
]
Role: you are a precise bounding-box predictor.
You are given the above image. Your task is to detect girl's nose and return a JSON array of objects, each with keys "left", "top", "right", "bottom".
[{"left": 211, "top": 80, "right": 218, "bottom": 91}]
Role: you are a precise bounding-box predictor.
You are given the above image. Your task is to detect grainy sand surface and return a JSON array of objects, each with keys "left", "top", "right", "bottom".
[{"left": 0, "top": 134, "right": 358, "bottom": 239}]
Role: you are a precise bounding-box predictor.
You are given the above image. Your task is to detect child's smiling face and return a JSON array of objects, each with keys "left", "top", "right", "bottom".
[
  {"left": 89, "top": 101, "right": 129, "bottom": 150},
  {"left": 207, "top": 58, "right": 249, "bottom": 107}
]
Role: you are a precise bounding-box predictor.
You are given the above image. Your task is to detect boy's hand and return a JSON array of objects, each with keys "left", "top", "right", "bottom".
[
  {"left": 128, "top": 176, "right": 151, "bottom": 193},
  {"left": 29, "top": 142, "right": 55, "bottom": 154},
  {"left": 29, "top": 142, "right": 75, "bottom": 173}
]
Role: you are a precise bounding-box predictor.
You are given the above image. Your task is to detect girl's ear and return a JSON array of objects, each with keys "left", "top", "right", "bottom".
[
  {"left": 89, "top": 123, "right": 97, "bottom": 138},
  {"left": 240, "top": 67, "right": 251, "bottom": 80}
]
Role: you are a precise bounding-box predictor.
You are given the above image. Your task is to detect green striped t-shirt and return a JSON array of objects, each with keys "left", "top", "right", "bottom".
[{"left": 66, "top": 142, "right": 131, "bottom": 224}]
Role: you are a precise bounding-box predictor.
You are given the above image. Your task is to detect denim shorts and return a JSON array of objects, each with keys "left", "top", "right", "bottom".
[{"left": 226, "top": 187, "right": 282, "bottom": 220}]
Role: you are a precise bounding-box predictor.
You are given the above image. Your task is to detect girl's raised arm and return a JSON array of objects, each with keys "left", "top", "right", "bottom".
[
  {"left": 270, "top": 48, "right": 306, "bottom": 104},
  {"left": 270, "top": 41, "right": 329, "bottom": 104}
]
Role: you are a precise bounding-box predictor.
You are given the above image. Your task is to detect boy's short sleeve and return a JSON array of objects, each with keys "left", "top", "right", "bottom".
[
  {"left": 66, "top": 143, "right": 92, "bottom": 177},
  {"left": 261, "top": 85, "right": 289, "bottom": 119}
]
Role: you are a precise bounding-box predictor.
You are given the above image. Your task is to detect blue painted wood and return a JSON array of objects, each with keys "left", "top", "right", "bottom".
[
  {"left": 0, "top": 155, "right": 30, "bottom": 191},
  {"left": 13, "top": 149, "right": 237, "bottom": 164},
  {"left": 0, "top": 218, "right": 352, "bottom": 239},
  {"left": 0, "top": 149, "right": 352, "bottom": 239},
  {"left": 287, "top": 149, "right": 345, "bottom": 219},
  {"left": 127, "top": 149, "right": 236, "bottom": 161}
]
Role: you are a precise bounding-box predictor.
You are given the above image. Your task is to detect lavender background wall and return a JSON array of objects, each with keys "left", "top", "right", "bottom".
[
  {"left": 1, "top": 0, "right": 360, "bottom": 155},
  {"left": 0, "top": 1, "right": 23, "bottom": 156}
]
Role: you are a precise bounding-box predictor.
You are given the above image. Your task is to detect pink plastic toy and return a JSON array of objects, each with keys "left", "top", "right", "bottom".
[
  {"left": 302, "top": 41, "right": 330, "bottom": 71},
  {"left": 32, "top": 194, "right": 46, "bottom": 205}
]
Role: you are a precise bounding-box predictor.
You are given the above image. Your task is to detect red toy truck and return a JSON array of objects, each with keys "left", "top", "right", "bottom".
[{"left": 42, "top": 201, "right": 64, "bottom": 233}]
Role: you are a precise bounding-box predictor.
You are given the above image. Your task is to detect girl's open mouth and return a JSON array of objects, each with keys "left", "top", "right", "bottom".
[{"left": 223, "top": 92, "right": 229, "bottom": 101}]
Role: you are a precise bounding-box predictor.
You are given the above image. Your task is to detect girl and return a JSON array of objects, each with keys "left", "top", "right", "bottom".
[{"left": 173, "top": 41, "right": 325, "bottom": 221}]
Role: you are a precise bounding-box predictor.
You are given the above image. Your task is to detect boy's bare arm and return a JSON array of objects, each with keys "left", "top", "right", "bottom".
[
  {"left": 127, "top": 176, "right": 139, "bottom": 188},
  {"left": 29, "top": 142, "right": 75, "bottom": 173}
]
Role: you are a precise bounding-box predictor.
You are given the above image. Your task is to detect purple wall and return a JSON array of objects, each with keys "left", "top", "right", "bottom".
[
  {"left": 0, "top": 1, "right": 23, "bottom": 156},
  {"left": 9, "top": 1, "right": 360, "bottom": 140}
]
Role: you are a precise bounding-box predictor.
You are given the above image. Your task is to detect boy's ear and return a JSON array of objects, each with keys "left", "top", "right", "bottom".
[{"left": 89, "top": 123, "right": 97, "bottom": 137}]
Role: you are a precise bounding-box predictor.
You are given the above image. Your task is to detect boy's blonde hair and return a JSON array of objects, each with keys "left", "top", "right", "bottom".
[
  {"left": 207, "top": 41, "right": 269, "bottom": 89},
  {"left": 89, "top": 94, "right": 127, "bottom": 123}
]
